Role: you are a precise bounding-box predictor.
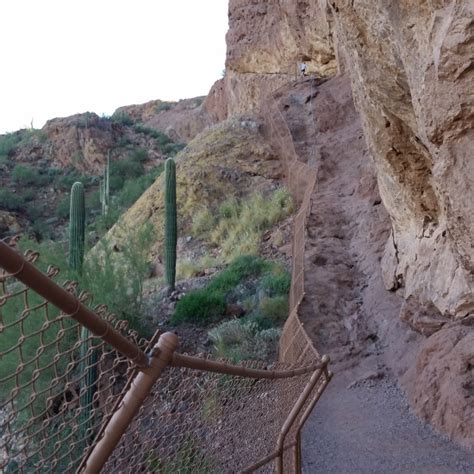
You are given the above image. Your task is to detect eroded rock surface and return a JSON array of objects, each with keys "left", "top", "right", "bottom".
[{"left": 331, "top": 1, "right": 474, "bottom": 320}]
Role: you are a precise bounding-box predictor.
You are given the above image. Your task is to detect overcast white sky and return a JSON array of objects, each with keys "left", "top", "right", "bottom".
[{"left": 0, "top": 1, "right": 228, "bottom": 134}]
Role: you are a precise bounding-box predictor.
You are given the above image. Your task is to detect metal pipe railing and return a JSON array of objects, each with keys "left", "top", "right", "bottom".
[
  {"left": 171, "top": 353, "right": 324, "bottom": 379},
  {"left": 275, "top": 355, "right": 329, "bottom": 473},
  {"left": 83, "top": 332, "right": 179, "bottom": 473},
  {"left": 0, "top": 241, "right": 149, "bottom": 368}
]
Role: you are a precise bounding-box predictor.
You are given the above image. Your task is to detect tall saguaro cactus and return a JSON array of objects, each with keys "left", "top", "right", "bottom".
[
  {"left": 165, "top": 158, "right": 177, "bottom": 290},
  {"left": 68, "top": 182, "right": 85, "bottom": 271},
  {"left": 100, "top": 151, "right": 110, "bottom": 216},
  {"left": 68, "top": 181, "right": 96, "bottom": 439}
]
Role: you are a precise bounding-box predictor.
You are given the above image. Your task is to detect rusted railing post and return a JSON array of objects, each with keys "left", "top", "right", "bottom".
[
  {"left": 83, "top": 332, "right": 179, "bottom": 473},
  {"left": 275, "top": 355, "right": 329, "bottom": 473},
  {"left": 293, "top": 370, "right": 333, "bottom": 473}
]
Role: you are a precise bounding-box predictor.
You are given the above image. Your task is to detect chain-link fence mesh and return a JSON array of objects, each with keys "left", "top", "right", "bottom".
[
  {"left": 0, "top": 238, "right": 152, "bottom": 473},
  {"left": 102, "top": 356, "right": 328, "bottom": 473},
  {"left": 262, "top": 94, "right": 318, "bottom": 366},
  {"left": 1, "top": 83, "right": 327, "bottom": 473}
]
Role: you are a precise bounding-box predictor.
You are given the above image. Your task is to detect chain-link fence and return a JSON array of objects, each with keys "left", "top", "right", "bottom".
[
  {"left": 262, "top": 93, "right": 318, "bottom": 366},
  {"left": 0, "top": 238, "right": 152, "bottom": 473},
  {"left": 1, "top": 81, "right": 328, "bottom": 473},
  {"left": 0, "top": 239, "right": 329, "bottom": 473}
]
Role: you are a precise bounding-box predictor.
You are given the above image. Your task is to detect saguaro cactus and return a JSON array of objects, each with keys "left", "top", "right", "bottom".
[
  {"left": 165, "top": 158, "right": 177, "bottom": 290},
  {"left": 68, "top": 181, "right": 96, "bottom": 438},
  {"left": 100, "top": 151, "right": 110, "bottom": 216},
  {"left": 68, "top": 182, "right": 85, "bottom": 271}
]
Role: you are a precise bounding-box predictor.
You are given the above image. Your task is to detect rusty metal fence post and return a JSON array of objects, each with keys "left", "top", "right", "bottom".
[{"left": 82, "top": 332, "right": 179, "bottom": 473}]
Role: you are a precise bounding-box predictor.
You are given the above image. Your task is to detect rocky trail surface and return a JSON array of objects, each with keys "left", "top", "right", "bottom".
[{"left": 273, "top": 75, "right": 474, "bottom": 472}]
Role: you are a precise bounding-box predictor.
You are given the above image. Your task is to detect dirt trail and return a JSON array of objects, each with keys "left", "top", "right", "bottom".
[{"left": 273, "top": 75, "right": 474, "bottom": 472}]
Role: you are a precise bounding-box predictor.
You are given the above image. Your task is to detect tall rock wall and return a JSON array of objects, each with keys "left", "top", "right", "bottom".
[{"left": 331, "top": 0, "right": 474, "bottom": 323}]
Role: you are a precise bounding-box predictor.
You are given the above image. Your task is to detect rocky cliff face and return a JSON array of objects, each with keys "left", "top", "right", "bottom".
[
  {"left": 205, "top": 0, "right": 337, "bottom": 118},
  {"left": 332, "top": 1, "right": 473, "bottom": 322},
  {"left": 209, "top": 0, "right": 473, "bottom": 447}
]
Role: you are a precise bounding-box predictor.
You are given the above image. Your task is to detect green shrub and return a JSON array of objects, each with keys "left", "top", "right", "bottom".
[
  {"left": 55, "top": 169, "right": 91, "bottom": 191},
  {"left": 133, "top": 124, "right": 184, "bottom": 155},
  {"left": 82, "top": 225, "right": 153, "bottom": 333},
  {"left": 12, "top": 165, "right": 46, "bottom": 186},
  {"left": 155, "top": 102, "right": 173, "bottom": 113},
  {"left": 93, "top": 207, "right": 122, "bottom": 234},
  {"left": 111, "top": 112, "right": 134, "bottom": 126},
  {"left": 86, "top": 190, "right": 101, "bottom": 211},
  {"left": 162, "top": 142, "right": 185, "bottom": 156},
  {"left": 109, "top": 156, "right": 144, "bottom": 191},
  {"left": 0, "top": 133, "right": 20, "bottom": 158},
  {"left": 0, "top": 189, "right": 25, "bottom": 211},
  {"left": 261, "top": 271, "right": 291, "bottom": 296},
  {"left": 171, "top": 289, "right": 226, "bottom": 325},
  {"left": 171, "top": 255, "right": 268, "bottom": 326},
  {"left": 25, "top": 202, "right": 44, "bottom": 221},
  {"left": 130, "top": 148, "right": 148, "bottom": 162},
  {"left": 208, "top": 320, "right": 280, "bottom": 362},
  {"left": 258, "top": 296, "right": 288, "bottom": 325},
  {"left": 56, "top": 197, "right": 70, "bottom": 219},
  {"left": 207, "top": 255, "right": 267, "bottom": 295}
]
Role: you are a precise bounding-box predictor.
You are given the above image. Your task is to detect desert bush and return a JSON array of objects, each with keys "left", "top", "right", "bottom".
[
  {"left": 256, "top": 296, "right": 289, "bottom": 327},
  {"left": 55, "top": 169, "right": 92, "bottom": 191},
  {"left": 55, "top": 197, "right": 70, "bottom": 219},
  {"left": 261, "top": 270, "right": 291, "bottom": 296},
  {"left": 171, "top": 255, "right": 271, "bottom": 326},
  {"left": 82, "top": 225, "right": 153, "bottom": 333},
  {"left": 111, "top": 112, "right": 134, "bottom": 126},
  {"left": 172, "top": 289, "right": 226, "bottom": 325},
  {"left": 0, "top": 190, "right": 25, "bottom": 211},
  {"left": 0, "top": 133, "right": 20, "bottom": 158},
  {"left": 208, "top": 320, "right": 280, "bottom": 362},
  {"left": 117, "top": 164, "right": 163, "bottom": 208},
  {"left": 133, "top": 124, "right": 185, "bottom": 155},
  {"left": 12, "top": 164, "right": 47, "bottom": 186},
  {"left": 155, "top": 102, "right": 173, "bottom": 113}
]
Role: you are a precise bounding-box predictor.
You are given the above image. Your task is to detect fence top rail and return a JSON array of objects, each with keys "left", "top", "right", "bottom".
[
  {"left": 170, "top": 353, "right": 329, "bottom": 380},
  {"left": 0, "top": 240, "right": 149, "bottom": 368}
]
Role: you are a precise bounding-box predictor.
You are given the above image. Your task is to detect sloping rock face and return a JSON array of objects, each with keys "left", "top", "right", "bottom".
[
  {"left": 43, "top": 113, "right": 118, "bottom": 173},
  {"left": 105, "top": 117, "right": 283, "bottom": 260}
]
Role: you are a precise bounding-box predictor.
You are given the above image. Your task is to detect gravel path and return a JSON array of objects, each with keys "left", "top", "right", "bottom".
[{"left": 302, "top": 372, "right": 474, "bottom": 473}]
